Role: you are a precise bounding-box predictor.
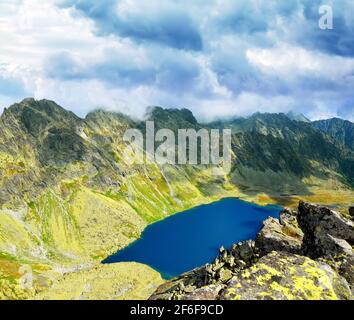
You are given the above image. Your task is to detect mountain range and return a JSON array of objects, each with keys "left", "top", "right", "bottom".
[{"left": 0, "top": 98, "right": 353, "bottom": 300}]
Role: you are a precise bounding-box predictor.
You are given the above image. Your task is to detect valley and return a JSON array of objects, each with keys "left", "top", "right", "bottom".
[{"left": 0, "top": 98, "right": 354, "bottom": 300}]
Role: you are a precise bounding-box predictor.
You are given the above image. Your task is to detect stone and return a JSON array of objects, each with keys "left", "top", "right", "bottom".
[
  {"left": 339, "top": 257, "right": 354, "bottom": 288},
  {"left": 181, "top": 285, "right": 224, "bottom": 300},
  {"left": 149, "top": 293, "right": 174, "bottom": 300},
  {"left": 212, "top": 262, "right": 224, "bottom": 272},
  {"left": 298, "top": 201, "right": 354, "bottom": 258},
  {"left": 231, "top": 240, "right": 258, "bottom": 266},
  {"left": 349, "top": 207, "right": 354, "bottom": 218},
  {"left": 321, "top": 234, "right": 353, "bottom": 257},
  {"left": 224, "top": 255, "right": 235, "bottom": 267},
  {"left": 183, "top": 285, "right": 196, "bottom": 293},
  {"left": 219, "top": 251, "right": 352, "bottom": 300},
  {"left": 279, "top": 208, "right": 298, "bottom": 225},
  {"left": 218, "top": 269, "right": 233, "bottom": 283},
  {"left": 256, "top": 212, "right": 303, "bottom": 255},
  {"left": 149, "top": 280, "right": 181, "bottom": 298}
]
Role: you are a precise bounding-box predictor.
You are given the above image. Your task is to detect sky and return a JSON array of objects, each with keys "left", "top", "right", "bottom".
[{"left": 0, "top": 0, "right": 354, "bottom": 121}]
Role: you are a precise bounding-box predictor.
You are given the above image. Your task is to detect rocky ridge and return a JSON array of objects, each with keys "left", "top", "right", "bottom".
[{"left": 150, "top": 201, "right": 354, "bottom": 300}]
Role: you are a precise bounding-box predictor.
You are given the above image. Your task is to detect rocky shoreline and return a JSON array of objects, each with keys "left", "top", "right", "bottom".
[{"left": 150, "top": 201, "right": 354, "bottom": 300}]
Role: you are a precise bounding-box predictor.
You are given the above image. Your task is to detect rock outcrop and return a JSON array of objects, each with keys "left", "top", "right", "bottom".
[
  {"left": 150, "top": 241, "right": 260, "bottom": 301},
  {"left": 256, "top": 209, "right": 303, "bottom": 254},
  {"left": 349, "top": 207, "right": 354, "bottom": 219},
  {"left": 298, "top": 201, "right": 354, "bottom": 258},
  {"left": 150, "top": 202, "right": 354, "bottom": 300},
  {"left": 220, "top": 252, "right": 351, "bottom": 300}
]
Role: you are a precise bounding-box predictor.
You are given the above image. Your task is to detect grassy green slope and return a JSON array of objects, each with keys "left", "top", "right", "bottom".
[{"left": 0, "top": 99, "right": 237, "bottom": 299}]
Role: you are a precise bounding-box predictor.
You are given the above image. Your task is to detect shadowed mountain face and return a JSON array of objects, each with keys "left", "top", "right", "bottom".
[
  {"left": 207, "top": 113, "right": 354, "bottom": 190},
  {"left": 0, "top": 98, "right": 354, "bottom": 299},
  {"left": 234, "top": 114, "right": 354, "bottom": 185},
  {"left": 1, "top": 99, "right": 354, "bottom": 208},
  {"left": 313, "top": 118, "right": 354, "bottom": 152},
  {"left": 137, "top": 108, "right": 354, "bottom": 190}
]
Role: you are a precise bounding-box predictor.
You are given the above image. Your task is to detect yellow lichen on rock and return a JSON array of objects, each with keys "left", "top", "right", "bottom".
[{"left": 220, "top": 252, "right": 351, "bottom": 300}]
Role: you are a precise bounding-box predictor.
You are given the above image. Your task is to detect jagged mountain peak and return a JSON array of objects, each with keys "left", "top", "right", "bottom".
[
  {"left": 2, "top": 98, "right": 77, "bottom": 119},
  {"left": 313, "top": 117, "right": 354, "bottom": 126},
  {"left": 144, "top": 106, "right": 198, "bottom": 130},
  {"left": 1, "top": 98, "right": 80, "bottom": 137},
  {"left": 218, "top": 112, "right": 309, "bottom": 135},
  {"left": 285, "top": 111, "right": 311, "bottom": 123}
]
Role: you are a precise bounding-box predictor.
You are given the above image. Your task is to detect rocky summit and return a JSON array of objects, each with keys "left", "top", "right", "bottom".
[{"left": 150, "top": 201, "right": 354, "bottom": 300}]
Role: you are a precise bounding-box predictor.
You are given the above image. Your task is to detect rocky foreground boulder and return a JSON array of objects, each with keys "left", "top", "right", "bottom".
[
  {"left": 350, "top": 207, "right": 354, "bottom": 218},
  {"left": 255, "top": 208, "right": 304, "bottom": 254},
  {"left": 150, "top": 201, "right": 354, "bottom": 300},
  {"left": 298, "top": 201, "right": 354, "bottom": 258}
]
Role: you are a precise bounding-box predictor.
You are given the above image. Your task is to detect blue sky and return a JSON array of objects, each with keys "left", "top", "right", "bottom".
[{"left": 0, "top": 0, "right": 354, "bottom": 121}]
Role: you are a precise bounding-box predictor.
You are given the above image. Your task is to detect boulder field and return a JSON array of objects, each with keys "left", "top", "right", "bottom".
[{"left": 150, "top": 201, "right": 354, "bottom": 300}]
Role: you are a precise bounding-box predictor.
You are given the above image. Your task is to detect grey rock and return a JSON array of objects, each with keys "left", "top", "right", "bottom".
[
  {"left": 149, "top": 293, "right": 174, "bottom": 300},
  {"left": 256, "top": 209, "right": 303, "bottom": 255},
  {"left": 321, "top": 235, "right": 353, "bottom": 257},
  {"left": 182, "top": 285, "right": 224, "bottom": 300},
  {"left": 340, "top": 257, "right": 354, "bottom": 288},
  {"left": 219, "top": 252, "right": 352, "bottom": 300},
  {"left": 230, "top": 240, "right": 258, "bottom": 266},
  {"left": 349, "top": 207, "right": 354, "bottom": 218},
  {"left": 217, "top": 269, "right": 233, "bottom": 283},
  {"left": 298, "top": 201, "right": 354, "bottom": 258}
]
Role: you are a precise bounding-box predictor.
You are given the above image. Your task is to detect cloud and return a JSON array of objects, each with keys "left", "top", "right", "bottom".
[
  {"left": 60, "top": 0, "right": 203, "bottom": 51},
  {"left": 299, "top": 0, "right": 354, "bottom": 57},
  {"left": 0, "top": 0, "right": 353, "bottom": 122},
  {"left": 246, "top": 45, "right": 354, "bottom": 80},
  {"left": 44, "top": 49, "right": 157, "bottom": 87}
]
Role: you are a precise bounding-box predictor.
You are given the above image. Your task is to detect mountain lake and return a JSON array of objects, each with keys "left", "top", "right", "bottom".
[{"left": 103, "top": 198, "right": 282, "bottom": 279}]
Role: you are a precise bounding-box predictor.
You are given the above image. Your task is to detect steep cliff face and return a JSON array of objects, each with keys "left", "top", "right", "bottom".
[
  {"left": 313, "top": 118, "right": 354, "bottom": 151},
  {"left": 150, "top": 202, "right": 354, "bottom": 300},
  {"left": 0, "top": 98, "right": 354, "bottom": 300}
]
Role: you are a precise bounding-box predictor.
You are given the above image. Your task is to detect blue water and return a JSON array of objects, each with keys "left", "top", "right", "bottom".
[{"left": 103, "top": 198, "right": 281, "bottom": 279}]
